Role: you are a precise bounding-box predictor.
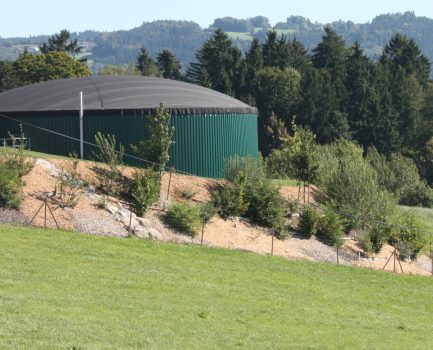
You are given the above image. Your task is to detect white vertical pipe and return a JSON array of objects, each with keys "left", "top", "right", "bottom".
[{"left": 79, "top": 91, "right": 84, "bottom": 159}]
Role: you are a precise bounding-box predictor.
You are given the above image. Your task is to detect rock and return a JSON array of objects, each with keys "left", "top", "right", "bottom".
[
  {"left": 106, "top": 204, "right": 118, "bottom": 215},
  {"left": 36, "top": 158, "right": 60, "bottom": 176},
  {"left": 137, "top": 217, "right": 152, "bottom": 227},
  {"left": 133, "top": 226, "right": 150, "bottom": 239},
  {"left": 147, "top": 227, "right": 164, "bottom": 241}
]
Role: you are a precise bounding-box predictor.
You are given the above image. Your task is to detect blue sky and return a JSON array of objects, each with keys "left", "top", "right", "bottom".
[{"left": 1, "top": 0, "right": 432, "bottom": 37}]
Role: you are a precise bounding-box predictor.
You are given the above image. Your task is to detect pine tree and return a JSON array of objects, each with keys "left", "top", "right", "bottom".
[
  {"left": 156, "top": 49, "right": 182, "bottom": 80},
  {"left": 136, "top": 47, "right": 160, "bottom": 77}
]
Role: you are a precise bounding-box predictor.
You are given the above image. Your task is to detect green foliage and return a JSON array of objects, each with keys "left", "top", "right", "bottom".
[
  {"left": 367, "top": 147, "right": 433, "bottom": 207},
  {"left": 315, "top": 140, "right": 396, "bottom": 228},
  {"left": 0, "top": 165, "right": 22, "bottom": 209},
  {"left": 13, "top": 51, "right": 91, "bottom": 86},
  {"left": 298, "top": 206, "right": 320, "bottom": 238},
  {"left": 56, "top": 154, "right": 82, "bottom": 209},
  {"left": 156, "top": 49, "right": 182, "bottom": 80},
  {"left": 211, "top": 171, "right": 250, "bottom": 218},
  {"left": 0, "top": 127, "right": 35, "bottom": 209},
  {"left": 91, "top": 132, "right": 124, "bottom": 195},
  {"left": 131, "top": 103, "right": 174, "bottom": 173},
  {"left": 198, "top": 202, "right": 217, "bottom": 225},
  {"left": 39, "top": 30, "right": 82, "bottom": 55},
  {"left": 178, "top": 187, "right": 198, "bottom": 200},
  {"left": 128, "top": 169, "right": 160, "bottom": 217},
  {"left": 136, "top": 47, "right": 160, "bottom": 77},
  {"left": 266, "top": 118, "right": 317, "bottom": 186},
  {"left": 223, "top": 156, "right": 265, "bottom": 184},
  {"left": 389, "top": 214, "right": 427, "bottom": 260},
  {"left": 212, "top": 157, "right": 287, "bottom": 238},
  {"left": 186, "top": 29, "right": 244, "bottom": 98},
  {"left": 164, "top": 201, "right": 201, "bottom": 236},
  {"left": 317, "top": 211, "right": 345, "bottom": 247}
]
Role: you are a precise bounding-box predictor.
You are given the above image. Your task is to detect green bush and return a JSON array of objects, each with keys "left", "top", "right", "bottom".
[
  {"left": 224, "top": 156, "right": 265, "bottom": 184},
  {"left": 389, "top": 214, "right": 426, "bottom": 260},
  {"left": 317, "top": 211, "right": 345, "bottom": 247},
  {"left": 212, "top": 158, "right": 288, "bottom": 238},
  {"left": 128, "top": 169, "right": 160, "bottom": 217},
  {"left": 367, "top": 147, "right": 433, "bottom": 208},
  {"left": 211, "top": 171, "right": 250, "bottom": 218},
  {"left": 315, "top": 140, "right": 396, "bottom": 228},
  {"left": 164, "top": 201, "right": 201, "bottom": 236},
  {"left": 298, "top": 206, "right": 319, "bottom": 238},
  {"left": 246, "top": 179, "right": 287, "bottom": 239},
  {"left": 399, "top": 183, "right": 433, "bottom": 207},
  {"left": 0, "top": 165, "right": 22, "bottom": 209}
]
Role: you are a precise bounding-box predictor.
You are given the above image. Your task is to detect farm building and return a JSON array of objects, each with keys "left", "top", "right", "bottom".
[{"left": 0, "top": 76, "right": 258, "bottom": 178}]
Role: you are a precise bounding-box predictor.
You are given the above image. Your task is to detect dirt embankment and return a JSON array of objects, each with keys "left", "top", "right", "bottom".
[{"left": 3, "top": 157, "right": 430, "bottom": 276}]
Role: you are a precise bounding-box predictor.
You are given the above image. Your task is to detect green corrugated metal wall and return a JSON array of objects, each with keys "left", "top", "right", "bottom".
[{"left": 0, "top": 111, "right": 258, "bottom": 178}]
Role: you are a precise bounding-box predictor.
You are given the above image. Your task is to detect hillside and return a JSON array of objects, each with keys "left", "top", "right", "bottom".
[
  {"left": 0, "top": 152, "right": 431, "bottom": 276},
  {"left": 2, "top": 12, "right": 433, "bottom": 75},
  {"left": 1, "top": 224, "right": 432, "bottom": 349}
]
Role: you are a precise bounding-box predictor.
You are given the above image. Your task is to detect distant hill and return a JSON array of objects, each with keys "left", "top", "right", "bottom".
[{"left": 1, "top": 12, "right": 433, "bottom": 75}]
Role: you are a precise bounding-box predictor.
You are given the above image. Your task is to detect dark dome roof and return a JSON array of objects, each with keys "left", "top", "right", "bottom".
[{"left": 0, "top": 75, "right": 257, "bottom": 114}]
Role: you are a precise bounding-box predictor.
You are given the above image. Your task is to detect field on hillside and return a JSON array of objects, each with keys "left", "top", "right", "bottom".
[{"left": 1, "top": 225, "right": 432, "bottom": 349}]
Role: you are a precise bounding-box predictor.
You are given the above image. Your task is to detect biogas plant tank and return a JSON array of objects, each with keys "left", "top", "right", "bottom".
[{"left": 0, "top": 76, "right": 258, "bottom": 178}]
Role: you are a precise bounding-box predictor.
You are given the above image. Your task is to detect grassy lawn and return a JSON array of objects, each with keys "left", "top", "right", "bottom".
[
  {"left": 1, "top": 225, "right": 433, "bottom": 349},
  {"left": 0, "top": 146, "right": 71, "bottom": 160},
  {"left": 270, "top": 178, "right": 299, "bottom": 186}
]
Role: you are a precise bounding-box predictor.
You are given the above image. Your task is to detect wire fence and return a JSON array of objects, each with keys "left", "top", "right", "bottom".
[{"left": 1, "top": 111, "right": 432, "bottom": 276}]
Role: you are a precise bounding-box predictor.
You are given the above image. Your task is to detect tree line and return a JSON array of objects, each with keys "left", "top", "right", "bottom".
[
  {"left": 1, "top": 27, "right": 432, "bottom": 188},
  {"left": 131, "top": 27, "right": 433, "bottom": 186}
]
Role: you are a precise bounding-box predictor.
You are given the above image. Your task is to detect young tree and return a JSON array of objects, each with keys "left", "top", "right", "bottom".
[{"left": 131, "top": 103, "right": 174, "bottom": 173}]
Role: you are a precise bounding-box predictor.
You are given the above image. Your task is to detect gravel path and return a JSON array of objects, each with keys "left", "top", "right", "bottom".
[
  {"left": 286, "top": 237, "right": 357, "bottom": 265},
  {"left": 70, "top": 210, "right": 128, "bottom": 237},
  {"left": 0, "top": 208, "right": 28, "bottom": 225}
]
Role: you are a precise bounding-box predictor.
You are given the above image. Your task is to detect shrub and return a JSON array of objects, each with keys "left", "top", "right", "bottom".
[
  {"left": 0, "top": 165, "right": 22, "bottom": 208},
  {"left": 164, "top": 201, "right": 201, "bottom": 236},
  {"left": 211, "top": 171, "right": 250, "bottom": 218},
  {"left": 399, "top": 183, "right": 433, "bottom": 207},
  {"left": 367, "top": 147, "right": 433, "bottom": 208},
  {"left": 298, "top": 206, "right": 319, "bottom": 238},
  {"left": 389, "top": 214, "right": 426, "bottom": 260},
  {"left": 128, "top": 169, "right": 160, "bottom": 217},
  {"left": 317, "top": 211, "right": 345, "bottom": 247},
  {"left": 91, "top": 132, "right": 125, "bottom": 195},
  {"left": 364, "top": 222, "right": 394, "bottom": 254},
  {"left": 224, "top": 156, "right": 265, "bottom": 184},
  {"left": 246, "top": 179, "right": 287, "bottom": 239},
  {"left": 178, "top": 186, "right": 198, "bottom": 200},
  {"left": 212, "top": 158, "right": 288, "bottom": 238},
  {"left": 315, "top": 140, "right": 396, "bottom": 228}
]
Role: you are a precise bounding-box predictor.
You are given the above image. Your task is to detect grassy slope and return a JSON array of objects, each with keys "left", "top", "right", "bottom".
[{"left": 1, "top": 225, "right": 432, "bottom": 349}]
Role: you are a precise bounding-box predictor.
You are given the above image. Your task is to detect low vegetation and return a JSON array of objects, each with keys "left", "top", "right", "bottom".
[
  {"left": 212, "top": 156, "right": 287, "bottom": 239},
  {"left": 0, "top": 130, "right": 34, "bottom": 208},
  {"left": 164, "top": 201, "right": 201, "bottom": 236},
  {"left": 1, "top": 225, "right": 432, "bottom": 349}
]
